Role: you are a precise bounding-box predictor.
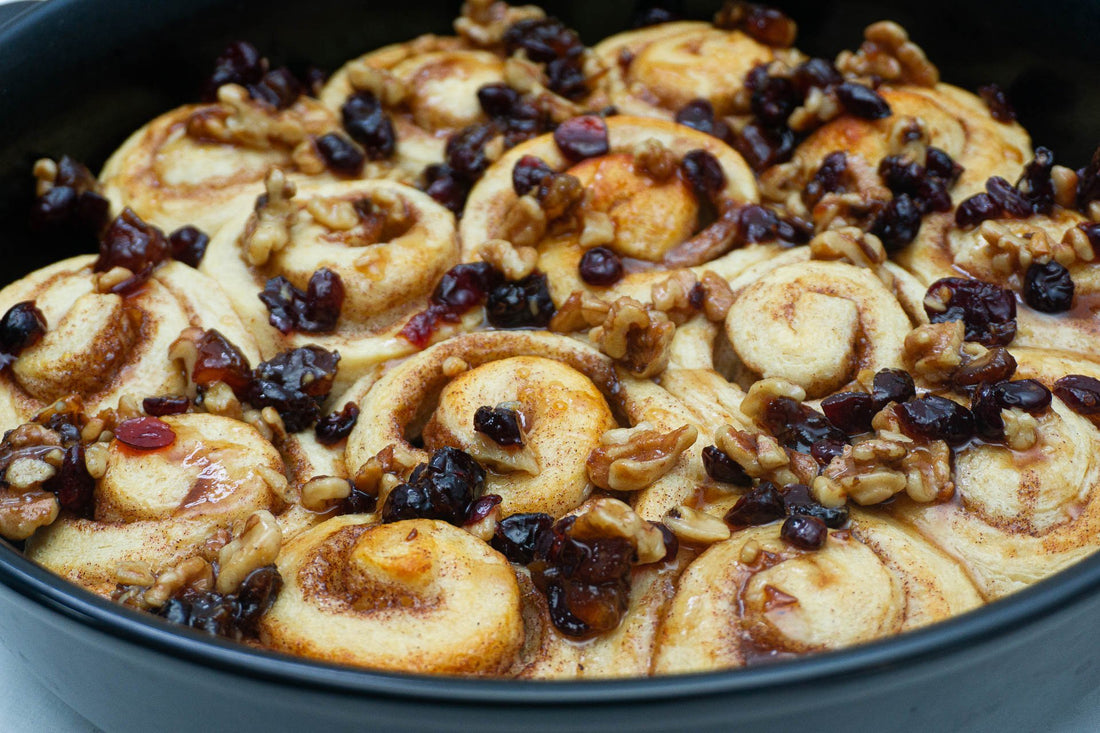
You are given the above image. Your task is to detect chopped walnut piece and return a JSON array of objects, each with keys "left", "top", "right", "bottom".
[
  {"left": 454, "top": 0, "right": 545, "bottom": 46},
  {"left": 187, "top": 84, "right": 307, "bottom": 149},
  {"left": 300, "top": 475, "right": 353, "bottom": 512},
  {"left": 5, "top": 456, "right": 56, "bottom": 490},
  {"left": 1062, "top": 225, "right": 1098, "bottom": 264},
  {"left": 698, "top": 271, "right": 735, "bottom": 322},
  {"left": 243, "top": 168, "right": 298, "bottom": 266},
  {"left": 215, "top": 510, "right": 282, "bottom": 594},
  {"left": 0, "top": 489, "right": 59, "bottom": 541},
  {"left": 572, "top": 497, "right": 667, "bottom": 563},
  {"left": 305, "top": 197, "right": 360, "bottom": 231},
  {"left": 740, "top": 378, "right": 807, "bottom": 425},
  {"left": 346, "top": 61, "right": 408, "bottom": 107},
  {"left": 579, "top": 209, "right": 616, "bottom": 248},
  {"left": 94, "top": 266, "right": 136, "bottom": 293},
  {"left": 114, "top": 561, "right": 156, "bottom": 587},
  {"left": 143, "top": 556, "right": 215, "bottom": 608},
  {"left": 500, "top": 195, "right": 548, "bottom": 248},
  {"left": 442, "top": 356, "right": 471, "bottom": 377},
  {"left": 979, "top": 220, "right": 1086, "bottom": 276},
  {"left": 650, "top": 271, "right": 698, "bottom": 324},
  {"left": 836, "top": 21, "right": 938, "bottom": 87},
  {"left": 1052, "top": 166, "right": 1079, "bottom": 209},
  {"left": 587, "top": 422, "right": 697, "bottom": 492},
  {"left": 201, "top": 381, "right": 244, "bottom": 420},
  {"left": 478, "top": 238, "right": 538, "bottom": 281},
  {"left": 1003, "top": 408, "right": 1039, "bottom": 450},
  {"left": 903, "top": 321, "right": 965, "bottom": 384},
  {"left": 32, "top": 158, "right": 59, "bottom": 197},
  {"left": 463, "top": 499, "right": 502, "bottom": 542},
  {"left": 788, "top": 85, "right": 843, "bottom": 132},
  {"left": 549, "top": 290, "right": 610, "bottom": 333},
  {"left": 714, "top": 425, "right": 803, "bottom": 486},
  {"left": 662, "top": 505, "right": 731, "bottom": 546},
  {"left": 591, "top": 297, "right": 675, "bottom": 378},
  {"left": 809, "top": 226, "right": 887, "bottom": 269},
  {"left": 633, "top": 138, "right": 678, "bottom": 182}
]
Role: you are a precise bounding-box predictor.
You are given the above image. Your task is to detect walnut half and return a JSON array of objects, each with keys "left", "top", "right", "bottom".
[{"left": 587, "top": 422, "right": 698, "bottom": 492}]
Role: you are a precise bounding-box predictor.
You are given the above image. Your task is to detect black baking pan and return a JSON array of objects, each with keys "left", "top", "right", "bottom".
[{"left": 2, "top": 1, "right": 1100, "bottom": 731}]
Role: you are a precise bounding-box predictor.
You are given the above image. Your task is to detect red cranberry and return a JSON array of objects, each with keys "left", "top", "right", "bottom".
[
  {"left": 315, "top": 132, "right": 365, "bottom": 176},
  {"left": 781, "top": 483, "right": 849, "bottom": 528},
  {"left": 202, "top": 41, "right": 265, "bottom": 102},
  {"left": 473, "top": 405, "right": 525, "bottom": 447},
  {"left": 29, "top": 157, "right": 109, "bottom": 246},
  {"left": 341, "top": 91, "right": 396, "bottom": 160},
  {"left": 871, "top": 193, "right": 923, "bottom": 251},
  {"left": 259, "top": 269, "right": 345, "bottom": 334},
  {"left": 734, "top": 122, "right": 796, "bottom": 171},
  {"left": 464, "top": 494, "right": 503, "bottom": 525},
  {"left": 1023, "top": 260, "right": 1074, "bottom": 313},
  {"left": 492, "top": 512, "right": 553, "bottom": 564},
  {"left": 925, "top": 147, "right": 963, "bottom": 186},
  {"left": 781, "top": 514, "right": 827, "bottom": 550},
  {"left": 1017, "top": 147, "right": 1055, "bottom": 215},
  {"left": 247, "top": 346, "right": 340, "bottom": 432},
  {"left": 725, "top": 481, "right": 786, "bottom": 527},
  {"left": 486, "top": 273, "right": 555, "bottom": 329},
  {"left": 701, "top": 445, "right": 752, "bottom": 486},
  {"left": 192, "top": 329, "right": 253, "bottom": 398},
  {"left": 836, "top": 82, "right": 891, "bottom": 119},
  {"left": 546, "top": 57, "right": 588, "bottom": 100},
  {"left": 512, "top": 155, "right": 554, "bottom": 196},
  {"left": 314, "top": 402, "right": 360, "bottom": 445},
  {"left": 434, "top": 262, "right": 503, "bottom": 310},
  {"left": 674, "top": 99, "right": 732, "bottom": 142},
  {"left": 478, "top": 83, "right": 522, "bottom": 119},
  {"left": 339, "top": 483, "right": 377, "bottom": 515},
  {"left": 740, "top": 4, "right": 797, "bottom": 47},
  {"left": 985, "top": 176, "right": 1032, "bottom": 218},
  {"left": 777, "top": 215, "right": 813, "bottom": 244},
  {"left": 235, "top": 565, "right": 283, "bottom": 635},
  {"left": 925, "top": 277, "right": 1017, "bottom": 347},
  {"left": 970, "top": 382, "right": 1004, "bottom": 440},
  {"left": 978, "top": 83, "right": 1016, "bottom": 123},
  {"left": 1053, "top": 375, "right": 1100, "bottom": 415},
  {"left": 168, "top": 225, "right": 209, "bottom": 268},
  {"left": 156, "top": 588, "right": 237, "bottom": 638},
  {"left": 810, "top": 438, "right": 846, "bottom": 466},
  {"left": 143, "top": 395, "right": 190, "bottom": 417},
  {"left": 821, "top": 391, "right": 876, "bottom": 435},
  {"left": 871, "top": 369, "right": 916, "bottom": 409},
  {"left": 115, "top": 417, "right": 176, "bottom": 450},
  {"left": 761, "top": 397, "right": 847, "bottom": 454},
  {"left": 680, "top": 149, "right": 726, "bottom": 201},
  {"left": 897, "top": 395, "right": 975, "bottom": 446},
  {"left": 955, "top": 192, "right": 1002, "bottom": 228},
  {"left": 553, "top": 116, "right": 610, "bottom": 162},
  {"left": 0, "top": 301, "right": 47, "bottom": 368},
  {"left": 578, "top": 246, "right": 624, "bottom": 286},
  {"left": 95, "top": 208, "right": 170, "bottom": 276}
]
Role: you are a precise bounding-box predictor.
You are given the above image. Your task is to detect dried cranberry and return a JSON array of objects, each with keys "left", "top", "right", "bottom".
[
  {"left": 652, "top": 521, "right": 679, "bottom": 563},
  {"left": 95, "top": 208, "right": 170, "bottom": 275},
  {"left": 492, "top": 512, "right": 553, "bottom": 564},
  {"left": 578, "top": 247, "right": 624, "bottom": 286},
  {"left": 203, "top": 41, "right": 265, "bottom": 101},
  {"left": 871, "top": 368, "right": 916, "bottom": 409},
  {"left": 803, "top": 151, "right": 848, "bottom": 207},
  {"left": 192, "top": 329, "right": 252, "bottom": 398},
  {"left": 725, "top": 481, "right": 786, "bottom": 527},
  {"left": 303, "top": 67, "right": 328, "bottom": 97},
  {"left": 157, "top": 589, "right": 237, "bottom": 638},
  {"left": 978, "top": 83, "right": 1016, "bottom": 123},
  {"left": 810, "top": 438, "right": 846, "bottom": 465},
  {"left": 821, "top": 391, "right": 876, "bottom": 435},
  {"left": 680, "top": 149, "right": 726, "bottom": 202},
  {"left": 248, "top": 67, "right": 302, "bottom": 110},
  {"left": 1016, "top": 147, "right": 1055, "bottom": 215},
  {"left": 473, "top": 405, "right": 525, "bottom": 447},
  {"left": 633, "top": 6, "right": 680, "bottom": 27},
  {"left": 381, "top": 447, "right": 486, "bottom": 525},
  {"left": 434, "top": 262, "right": 502, "bottom": 310},
  {"left": 446, "top": 123, "right": 498, "bottom": 181},
  {"left": 235, "top": 565, "right": 283, "bottom": 635},
  {"left": 985, "top": 176, "right": 1033, "bottom": 218},
  {"left": 553, "top": 116, "right": 610, "bottom": 162},
  {"left": 0, "top": 301, "right": 46, "bottom": 368},
  {"left": 168, "top": 225, "right": 209, "bottom": 268},
  {"left": 925, "top": 147, "right": 963, "bottom": 186},
  {"left": 1023, "top": 260, "right": 1074, "bottom": 313},
  {"left": 897, "top": 395, "right": 975, "bottom": 446},
  {"left": 970, "top": 382, "right": 1004, "bottom": 440},
  {"left": 952, "top": 347, "right": 1017, "bottom": 389},
  {"left": 115, "top": 417, "right": 176, "bottom": 450},
  {"left": 734, "top": 123, "right": 796, "bottom": 171},
  {"left": 836, "top": 82, "right": 891, "bottom": 120},
  {"left": 993, "top": 379, "right": 1052, "bottom": 413},
  {"left": 1076, "top": 147, "right": 1100, "bottom": 211},
  {"left": 314, "top": 402, "right": 360, "bottom": 445},
  {"left": 760, "top": 397, "right": 847, "bottom": 454},
  {"left": 339, "top": 484, "right": 377, "bottom": 515},
  {"left": 247, "top": 346, "right": 340, "bottom": 432},
  {"left": 42, "top": 443, "right": 95, "bottom": 519},
  {"left": 750, "top": 74, "right": 797, "bottom": 127},
  {"left": 422, "top": 164, "right": 469, "bottom": 214},
  {"left": 791, "top": 58, "right": 842, "bottom": 95},
  {"left": 701, "top": 445, "right": 751, "bottom": 486},
  {"left": 546, "top": 57, "right": 588, "bottom": 100},
  {"left": 486, "top": 273, "right": 555, "bottom": 329},
  {"left": 1078, "top": 223, "right": 1100, "bottom": 253},
  {"left": 674, "top": 99, "right": 732, "bottom": 142},
  {"left": 512, "top": 155, "right": 555, "bottom": 196},
  {"left": 871, "top": 194, "right": 923, "bottom": 251},
  {"left": 925, "top": 277, "right": 1017, "bottom": 347},
  {"left": 878, "top": 155, "right": 923, "bottom": 197},
  {"left": 259, "top": 269, "right": 345, "bottom": 334},
  {"left": 465, "top": 494, "right": 503, "bottom": 526},
  {"left": 1054, "top": 375, "right": 1100, "bottom": 415},
  {"left": 30, "top": 160, "right": 109, "bottom": 246},
  {"left": 143, "top": 395, "right": 190, "bottom": 417},
  {"left": 737, "top": 204, "right": 780, "bottom": 243},
  {"left": 776, "top": 215, "right": 813, "bottom": 244},
  {"left": 955, "top": 193, "right": 1002, "bottom": 228},
  {"left": 477, "top": 83, "right": 521, "bottom": 118},
  {"left": 315, "top": 132, "right": 365, "bottom": 176},
  {"left": 781, "top": 483, "right": 849, "bottom": 528},
  {"left": 781, "top": 514, "right": 827, "bottom": 550},
  {"left": 341, "top": 91, "right": 396, "bottom": 160},
  {"left": 54, "top": 154, "right": 99, "bottom": 191},
  {"left": 503, "top": 17, "right": 583, "bottom": 62},
  {"left": 739, "top": 4, "right": 797, "bottom": 46}
]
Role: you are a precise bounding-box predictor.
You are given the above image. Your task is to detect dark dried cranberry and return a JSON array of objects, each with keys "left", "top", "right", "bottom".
[
  {"left": 512, "top": 155, "right": 555, "bottom": 196},
  {"left": 1017, "top": 147, "right": 1055, "bottom": 215},
  {"left": 247, "top": 346, "right": 340, "bottom": 432},
  {"left": 1023, "top": 260, "right": 1074, "bottom": 313},
  {"left": 1054, "top": 374, "right": 1100, "bottom": 415},
  {"left": 761, "top": 397, "right": 847, "bottom": 454},
  {"left": 810, "top": 439, "right": 846, "bottom": 465},
  {"left": 1076, "top": 147, "right": 1100, "bottom": 211},
  {"left": 777, "top": 215, "right": 814, "bottom": 244},
  {"left": 735, "top": 123, "right": 796, "bottom": 171},
  {"left": 780, "top": 483, "right": 849, "bottom": 528},
  {"left": 465, "top": 494, "right": 503, "bottom": 525},
  {"left": 95, "top": 208, "right": 170, "bottom": 275},
  {"left": 192, "top": 329, "right": 253, "bottom": 398},
  {"left": 916, "top": 178, "right": 953, "bottom": 214},
  {"left": 143, "top": 395, "right": 190, "bottom": 417},
  {"left": 750, "top": 74, "right": 797, "bottom": 127},
  {"left": 871, "top": 368, "right": 916, "bottom": 409},
  {"left": 30, "top": 162, "right": 110, "bottom": 245},
  {"left": 985, "top": 176, "right": 1033, "bottom": 218},
  {"left": 878, "top": 155, "right": 923, "bottom": 196},
  {"left": 203, "top": 41, "right": 265, "bottom": 101},
  {"left": 235, "top": 565, "right": 283, "bottom": 635},
  {"left": 248, "top": 67, "right": 302, "bottom": 110},
  {"left": 446, "top": 123, "right": 498, "bottom": 181},
  {"left": 897, "top": 395, "right": 975, "bottom": 446},
  {"left": 504, "top": 17, "right": 583, "bottom": 62},
  {"left": 42, "top": 443, "right": 95, "bottom": 518},
  {"left": 737, "top": 205, "right": 780, "bottom": 243},
  {"left": 157, "top": 589, "right": 237, "bottom": 638},
  {"left": 579, "top": 247, "right": 624, "bottom": 286},
  {"left": 315, "top": 132, "right": 365, "bottom": 176},
  {"left": 478, "top": 83, "right": 522, "bottom": 119},
  {"left": 675, "top": 99, "right": 732, "bottom": 142},
  {"left": 0, "top": 301, "right": 46, "bottom": 368},
  {"left": 546, "top": 57, "right": 588, "bottom": 100},
  {"left": 872, "top": 194, "right": 923, "bottom": 251},
  {"left": 168, "top": 225, "right": 209, "bottom": 268},
  {"left": 791, "top": 57, "right": 842, "bottom": 95},
  {"left": 492, "top": 512, "right": 553, "bottom": 564},
  {"left": 781, "top": 514, "right": 827, "bottom": 550},
  {"left": 725, "top": 481, "right": 786, "bottom": 527},
  {"left": 925, "top": 147, "right": 963, "bottom": 186},
  {"left": 955, "top": 193, "right": 1002, "bottom": 228},
  {"left": 701, "top": 445, "right": 751, "bottom": 486},
  {"left": 303, "top": 66, "right": 328, "bottom": 97},
  {"left": 382, "top": 447, "right": 486, "bottom": 525},
  {"left": 970, "top": 382, "right": 1004, "bottom": 440},
  {"left": 994, "top": 379, "right": 1052, "bottom": 413},
  {"left": 474, "top": 405, "right": 525, "bottom": 447},
  {"left": 553, "top": 116, "right": 610, "bottom": 162},
  {"left": 314, "top": 402, "right": 360, "bottom": 445},
  {"left": 978, "top": 83, "right": 1016, "bottom": 123},
  {"left": 652, "top": 521, "right": 679, "bottom": 563},
  {"left": 259, "top": 269, "right": 345, "bottom": 334},
  {"left": 836, "top": 82, "right": 891, "bottom": 119},
  {"left": 54, "top": 155, "right": 99, "bottom": 190},
  {"left": 115, "top": 417, "right": 176, "bottom": 450},
  {"left": 925, "top": 277, "right": 1017, "bottom": 347},
  {"left": 680, "top": 149, "right": 726, "bottom": 201},
  {"left": 422, "top": 164, "right": 469, "bottom": 214},
  {"left": 486, "top": 273, "right": 555, "bottom": 329},
  {"left": 633, "top": 6, "right": 680, "bottom": 27},
  {"left": 341, "top": 91, "right": 396, "bottom": 160},
  {"left": 339, "top": 483, "right": 377, "bottom": 515},
  {"left": 1078, "top": 223, "right": 1100, "bottom": 253},
  {"left": 952, "top": 347, "right": 1017, "bottom": 389},
  {"left": 434, "top": 262, "right": 502, "bottom": 310},
  {"left": 803, "top": 151, "right": 848, "bottom": 207},
  {"left": 740, "top": 4, "right": 797, "bottom": 46},
  {"left": 821, "top": 391, "right": 876, "bottom": 435}
]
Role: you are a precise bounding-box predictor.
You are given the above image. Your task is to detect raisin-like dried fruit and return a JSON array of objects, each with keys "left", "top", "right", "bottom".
[
  {"left": 473, "top": 405, "right": 525, "bottom": 447},
  {"left": 1054, "top": 375, "right": 1100, "bottom": 415},
  {"left": 578, "top": 246, "right": 624, "bottom": 286},
  {"left": 553, "top": 115, "right": 610, "bottom": 162},
  {"left": 821, "top": 391, "right": 876, "bottom": 435},
  {"left": 115, "top": 417, "right": 176, "bottom": 450},
  {"left": 781, "top": 514, "right": 827, "bottom": 550},
  {"left": 314, "top": 402, "right": 360, "bottom": 445},
  {"left": 925, "top": 277, "right": 1017, "bottom": 347},
  {"left": 341, "top": 91, "right": 396, "bottom": 160},
  {"left": 701, "top": 445, "right": 752, "bottom": 486},
  {"left": 836, "top": 82, "right": 891, "bottom": 119},
  {"left": 897, "top": 395, "right": 975, "bottom": 446},
  {"left": 1023, "top": 260, "right": 1074, "bottom": 313},
  {"left": 486, "top": 273, "right": 555, "bottom": 329},
  {"left": 725, "top": 481, "right": 786, "bottom": 527},
  {"left": 492, "top": 512, "right": 553, "bottom": 564}
]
